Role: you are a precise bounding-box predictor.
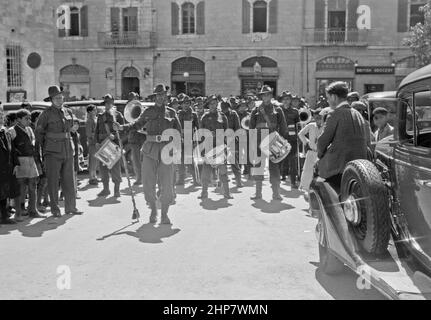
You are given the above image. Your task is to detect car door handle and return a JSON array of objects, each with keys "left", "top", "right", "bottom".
[{"left": 418, "top": 180, "right": 431, "bottom": 188}]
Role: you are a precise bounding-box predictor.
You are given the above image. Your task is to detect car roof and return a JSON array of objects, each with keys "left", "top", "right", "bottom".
[
  {"left": 398, "top": 64, "right": 431, "bottom": 90},
  {"left": 1, "top": 101, "right": 51, "bottom": 111},
  {"left": 361, "top": 91, "right": 397, "bottom": 101}
]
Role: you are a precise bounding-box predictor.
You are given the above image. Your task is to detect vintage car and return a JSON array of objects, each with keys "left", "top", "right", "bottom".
[
  {"left": 310, "top": 64, "right": 431, "bottom": 299},
  {"left": 1, "top": 101, "right": 50, "bottom": 112},
  {"left": 361, "top": 91, "right": 397, "bottom": 131}
]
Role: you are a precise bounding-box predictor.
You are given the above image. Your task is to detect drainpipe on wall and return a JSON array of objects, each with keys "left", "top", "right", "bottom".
[{"left": 114, "top": 46, "right": 117, "bottom": 98}]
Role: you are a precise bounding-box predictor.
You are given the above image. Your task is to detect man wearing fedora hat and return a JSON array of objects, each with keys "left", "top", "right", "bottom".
[
  {"left": 249, "top": 85, "right": 289, "bottom": 201},
  {"left": 35, "top": 85, "right": 83, "bottom": 217},
  {"left": 114, "top": 84, "right": 181, "bottom": 224},
  {"left": 94, "top": 94, "right": 125, "bottom": 197}
]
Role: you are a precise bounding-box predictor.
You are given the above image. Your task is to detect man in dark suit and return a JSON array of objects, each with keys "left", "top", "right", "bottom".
[{"left": 317, "top": 82, "right": 370, "bottom": 185}]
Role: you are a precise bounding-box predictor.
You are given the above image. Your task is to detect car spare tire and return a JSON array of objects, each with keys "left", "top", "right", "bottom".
[{"left": 341, "top": 160, "right": 390, "bottom": 255}]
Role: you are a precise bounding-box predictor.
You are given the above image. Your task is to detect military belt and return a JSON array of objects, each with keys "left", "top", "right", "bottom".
[
  {"left": 46, "top": 132, "right": 70, "bottom": 140},
  {"left": 146, "top": 135, "right": 170, "bottom": 143}
]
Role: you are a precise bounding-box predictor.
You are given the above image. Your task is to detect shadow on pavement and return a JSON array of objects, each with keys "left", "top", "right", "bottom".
[
  {"left": 251, "top": 199, "right": 294, "bottom": 214},
  {"left": 279, "top": 187, "right": 302, "bottom": 199},
  {"left": 175, "top": 184, "right": 200, "bottom": 195},
  {"left": 87, "top": 196, "right": 121, "bottom": 207},
  {"left": 199, "top": 198, "right": 233, "bottom": 211},
  {"left": 97, "top": 222, "right": 180, "bottom": 244},
  {"left": 0, "top": 215, "right": 74, "bottom": 238}
]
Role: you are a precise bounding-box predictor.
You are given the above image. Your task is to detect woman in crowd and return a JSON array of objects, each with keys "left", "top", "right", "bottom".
[{"left": 0, "top": 108, "right": 20, "bottom": 224}]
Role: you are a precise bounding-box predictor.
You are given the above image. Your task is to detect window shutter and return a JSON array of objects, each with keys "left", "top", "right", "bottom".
[
  {"left": 268, "top": 0, "right": 278, "bottom": 33},
  {"left": 58, "top": 7, "right": 66, "bottom": 37},
  {"left": 242, "top": 0, "right": 251, "bottom": 34},
  {"left": 197, "top": 1, "right": 205, "bottom": 35},
  {"left": 315, "top": 0, "right": 325, "bottom": 29},
  {"left": 347, "top": 0, "right": 358, "bottom": 29},
  {"left": 347, "top": 0, "right": 358, "bottom": 42},
  {"left": 80, "top": 5, "right": 88, "bottom": 37},
  {"left": 398, "top": 0, "right": 409, "bottom": 32},
  {"left": 111, "top": 7, "right": 120, "bottom": 33},
  {"left": 172, "top": 2, "right": 180, "bottom": 35},
  {"left": 129, "top": 7, "right": 138, "bottom": 32}
]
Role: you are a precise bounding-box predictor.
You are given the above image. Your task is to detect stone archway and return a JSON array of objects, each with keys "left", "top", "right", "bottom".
[
  {"left": 121, "top": 66, "right": 140, "bottom": 99},
  {"left": 59, "top": 64, "right": 90, "bottom": 101},
  {"left": 171, "top": 57, "right": 205, "bottom": 96}
]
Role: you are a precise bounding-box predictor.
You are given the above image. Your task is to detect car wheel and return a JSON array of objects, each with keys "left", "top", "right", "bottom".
[
  {"left": 341, "top": 160, "right": 390, "bottom": 255},
  {"left": 316, "top": 219, "right": 345, "bottom": 275}
]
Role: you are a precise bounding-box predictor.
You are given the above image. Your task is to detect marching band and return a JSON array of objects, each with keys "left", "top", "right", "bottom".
[{"left": 0, "top": 82, "right": 341, "bottom": 225}]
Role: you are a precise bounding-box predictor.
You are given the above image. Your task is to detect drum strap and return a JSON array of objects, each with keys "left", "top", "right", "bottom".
[{"left": 260, "top": 106, "right": 276, "bottom": 131}]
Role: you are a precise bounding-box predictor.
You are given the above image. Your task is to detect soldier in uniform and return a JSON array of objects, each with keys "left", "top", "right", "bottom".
[
  {"left": 199, "top": 95, "right": 232, "bottom": 200},
  {"left": 94, "top": 94, "right": 125, "bottom": 197},
  {"left": 127, "top": 92, "right": 146, "bottom": 186},
  {"left": 35, "top": 86, "right": 83, "bottom": 217},
  {"left": 115, "top": 84, "right": 181, "bottom": 225},
  {"left": 177, "top": 95, "right": 199, "bottom": 186},
  {"left": 220, "top": 100, "right": 243, "bottom": 187},
  {"left": 237, "top": 99, "right": 251, "bottom": 177},
  {"left": 280, "top": 92, "right": 300, "bottom": 188},
  {"left": 249, "top": 86, "right": 289, "bottom": 200}
]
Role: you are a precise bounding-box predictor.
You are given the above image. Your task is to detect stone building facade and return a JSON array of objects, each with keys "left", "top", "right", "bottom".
[
  {"left": 7, "top": 0, "right": 422, "bottom": 103},
  {"left": 0, "top": 0, "right": 56, "bottom": 103}
]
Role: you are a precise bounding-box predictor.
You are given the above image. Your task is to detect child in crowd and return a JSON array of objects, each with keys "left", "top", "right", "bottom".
[{"left": 373, "top": 107, "right": 394, "bottom": 141}]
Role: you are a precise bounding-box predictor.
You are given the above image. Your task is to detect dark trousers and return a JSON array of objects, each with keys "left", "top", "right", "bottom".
[
  {"left": 45, "top": 155, "right": 76, "bottom": 214},
  {"left": 252, "top": 160, "right": 281, "bottom": 186},
  {"left": 281, "top": 152, "right": 298, "bottom": 183},
  {"left": 201, "top": 164, "right": 228, "bottom": 186},
  {"left": 142, "top": 155, "right": 174, "bottom": 206},
  {"left": 0, "top": 199, "right": 8, "bottom": 220},
  {"left": 130, "top": 143, "right": 142, "bottom": 182},
  {"left": 100, "top": 161, "right": 122, "bottom": 185}
]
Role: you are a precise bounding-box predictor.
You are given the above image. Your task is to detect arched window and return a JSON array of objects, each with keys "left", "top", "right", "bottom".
[
  {"left": 241, "top": 56, "right": 277, "bottom": 68},
  {"left": 182, "top": 2, "right": 195, "bottom": 34},
  {"left": 253, "top": 1, "right": 268, "bottom": 33},
  {"left": 316, "top": 56, "right": 355, "bottom": 71}
]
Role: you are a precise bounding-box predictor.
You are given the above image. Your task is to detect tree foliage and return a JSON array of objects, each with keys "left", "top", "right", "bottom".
[{"left": 403, "top": 1, "right": 431, "bottom": 67}]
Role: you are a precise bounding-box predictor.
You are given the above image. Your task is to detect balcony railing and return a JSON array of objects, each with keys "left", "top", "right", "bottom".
[
  {"left": 97, "top": 31, "right": 156, "bottom": 48},
  {"left": 302, "top": 28, "right": 369, "bottom": 46}
]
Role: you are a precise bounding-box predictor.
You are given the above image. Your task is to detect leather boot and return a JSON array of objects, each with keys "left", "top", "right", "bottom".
[
  {"left": 222, "top": 180, "right": 233, "bottom": 199},
  {"left": 98, "top": 182, "right": 110, "bottom": 197},
  {"left": 272, "top": 184, "right": 282, "bottom": 201},
  {"left": 251, "top": 181, "right": 263, "bottom": 200},
  {"left": 149, "top": 202, "right": 157, "bottom": 223},
  {"left": 199, "top": 185, "right": 208, "bottom": 199},
  {"left": 114, "top": 184, "right": 121, "bottom": 198},
  {"left": 160, "top": 204, "right": 171, "bottom": 225}
]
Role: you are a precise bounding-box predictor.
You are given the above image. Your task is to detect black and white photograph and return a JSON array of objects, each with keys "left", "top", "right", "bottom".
[{"left": 1, "top": 0, "right": 431, "bottom": 305}]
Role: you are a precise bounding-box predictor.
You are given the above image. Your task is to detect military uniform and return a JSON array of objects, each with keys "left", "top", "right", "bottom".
[
  {"left": 85, "top": 114, "right": 98, "bottom": 183},
  {"left": 221, "top": 107, "right": 242, "bottom": 186},
  {"left": 95, "top": 110, "right": 125, "bottom": 196},
  {"left": 199, "top": 110, "right": 232, "bottom": 199},
  {"left": 249, "top": 101, "right": 289, "bottom": 200},
  {"left": 125, "top": 103, "right": 181, "bottom": 217},
  {"left": 281, "top": 106, "right": 300, "bottom": 186},
  {"left": 177, "top": 107, "right": 199, "bottom": 185},
  {"left": 35, "top": 105, "right": 77, "bottom": 216}
]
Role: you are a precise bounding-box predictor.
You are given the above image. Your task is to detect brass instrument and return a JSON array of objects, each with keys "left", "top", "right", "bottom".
[
  {"left": 124, "top": 100, "right": 145, "bottom": 123},
  {"left": 241, "top": 115, "right": 251, "bottom": 130},
  {"left": 299, "top": 107, "right": 312, "bottom": 125}
]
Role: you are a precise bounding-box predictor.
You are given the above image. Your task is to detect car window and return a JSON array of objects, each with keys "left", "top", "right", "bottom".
[
  {"left": 413, "top": 91, "right": 431, "bottom": 133},
  {"left": 369, "top": 100, "right": 397, "bottom": 126}
]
